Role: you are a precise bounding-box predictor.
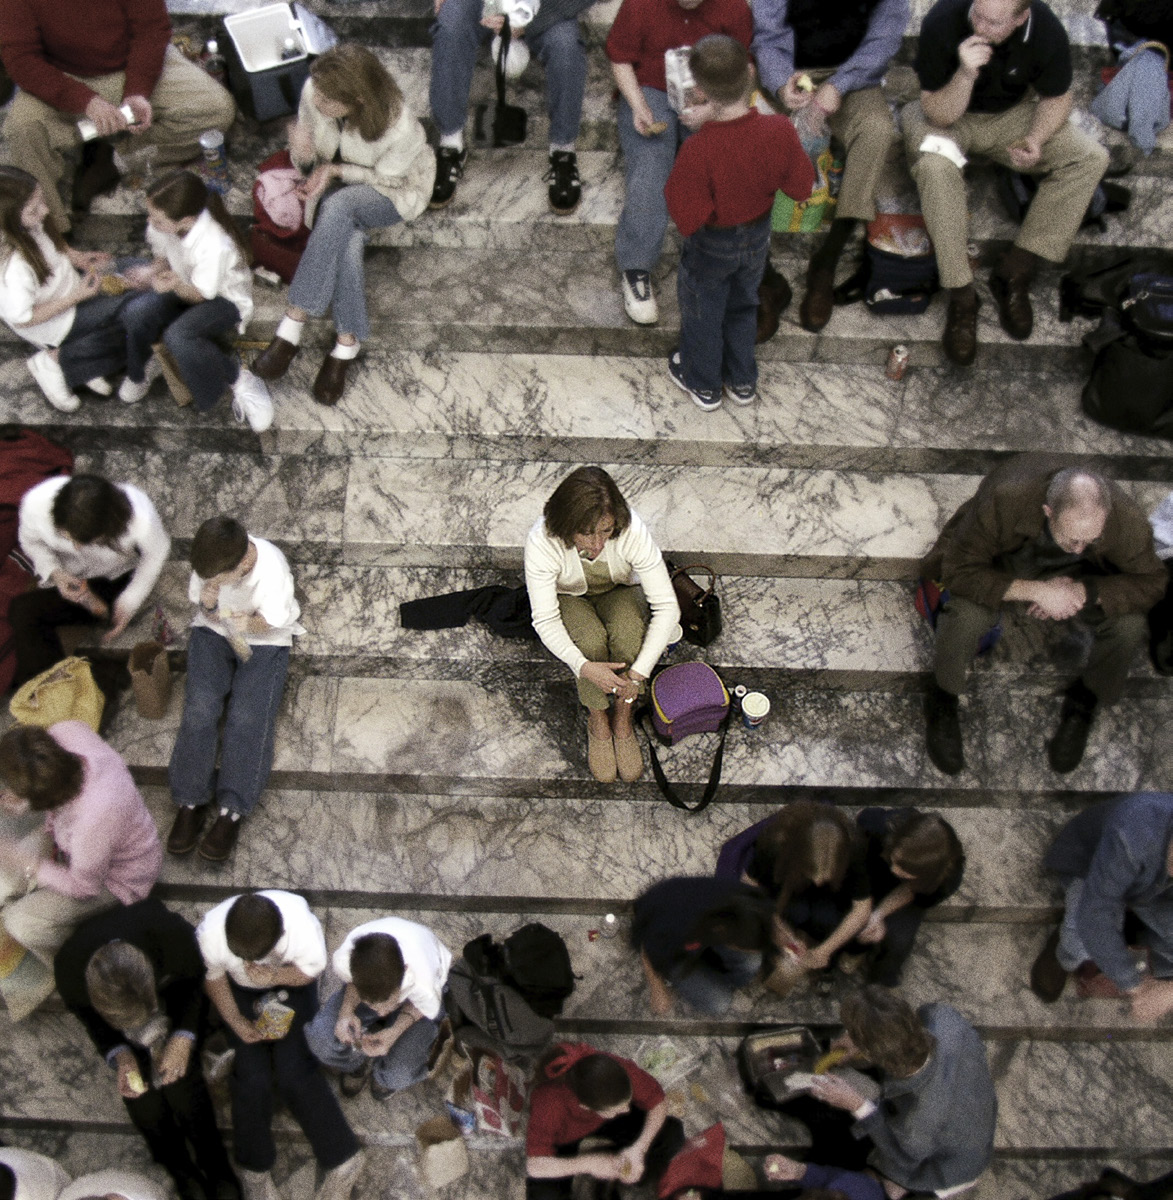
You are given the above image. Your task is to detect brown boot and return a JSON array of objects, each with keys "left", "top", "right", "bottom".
[
  {"left": 942, "top": 286, "right": 979, "bottom": 366},
  {"left": 253, "top": 336, "right": 300, "bottom": 381},
  {"left": 799, "top": 262, "right": 836, "bottom": 332},
  {"left": 990, "top": 245, "right": 1038, "bottom": 341},
  {"left": 312, "top": 349, "right": 353, "bottom": 406}
]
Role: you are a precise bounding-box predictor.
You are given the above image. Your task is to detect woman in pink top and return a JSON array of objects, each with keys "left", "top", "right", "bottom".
[{"left": 0, "top": 720, "right": 162, "bottom": 1016}]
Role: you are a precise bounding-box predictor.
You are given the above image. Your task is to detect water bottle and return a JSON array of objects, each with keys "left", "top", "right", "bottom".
[{"left": 202, "top": 39, "right": 228, "bottom": 87}]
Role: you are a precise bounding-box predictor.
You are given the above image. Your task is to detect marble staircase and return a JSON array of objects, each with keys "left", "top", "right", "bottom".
[{"left": 2, "top": 1, "right": 1173, "bottom": 1197}]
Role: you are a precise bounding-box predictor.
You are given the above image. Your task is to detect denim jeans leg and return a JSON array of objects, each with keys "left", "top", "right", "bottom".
[
  {"left": 288, "top": 186, "right": 401, "bottom": 342},
  {"left": 118, "top": 290, "right": 188, "bottom": 383},
  {"left": 168, "top": 627, "right": 236, "bottom": 809},
  {"left": 161, "top": 297, "right": 242, "bottom": 411},
  {"left": 1133, "top": 902, "right": 1173, "bottom": 979},
  {"left": 722, "top": 221, "right": 770, "bottom": 389},
  {"left": 677, "top": 233, "right": 732, "bottom": 394},
  {"left": 56, "top": 293, "right": 132, "bottom": 387},
  {"left": 1057, "top": 878, "right": 1092, "bottom": 971},
  {"left": 215, "top": 644, "right": 290, "bottom": 818},
  {"left": 529, "top": 19, "right": 586, "bottom": 146},
  {"left": 304, "top": 986, "right": 368, "bottom": 1075},
  {"left": 429, "top": 0, "right": 488, "bottom": 137},
  {"left": 372, "top": 1011, "right": 442, "bottom": 1093},
  {"left": 615, "top": 88, "right": 680, "bottom": 272}
]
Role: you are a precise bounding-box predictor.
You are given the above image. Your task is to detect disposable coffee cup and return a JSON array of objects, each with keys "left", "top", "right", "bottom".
[{"left": 741, "top": 691, "right": 770, "bottom": 729}]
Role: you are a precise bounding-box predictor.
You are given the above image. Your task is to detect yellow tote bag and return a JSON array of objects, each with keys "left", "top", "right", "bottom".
[{"left": 9, "top": 656, "right": 104, "bottom": 733}]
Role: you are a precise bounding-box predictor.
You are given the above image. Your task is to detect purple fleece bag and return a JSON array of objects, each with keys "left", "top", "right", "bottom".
[{"left": 650, "top": 662, "right": 730, "bottom": 745}]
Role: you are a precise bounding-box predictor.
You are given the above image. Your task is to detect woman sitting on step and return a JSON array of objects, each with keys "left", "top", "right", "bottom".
[
  {"left": 252, "top": 44, "right": 436, "bottom": 406},
  {"left": 524, "top": 466, "right": 680, "bottom": 784}
]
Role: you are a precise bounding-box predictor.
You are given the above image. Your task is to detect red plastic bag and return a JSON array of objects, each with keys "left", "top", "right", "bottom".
[{"left": 657, "top": 1123, "right": 725, "bottom": 1199}]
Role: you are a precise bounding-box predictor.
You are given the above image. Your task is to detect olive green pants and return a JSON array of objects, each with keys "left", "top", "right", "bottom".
[{"left": 559, "top": 586, "right": 649, "bottom": 710}]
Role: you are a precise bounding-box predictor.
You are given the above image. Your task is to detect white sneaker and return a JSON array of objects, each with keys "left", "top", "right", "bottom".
[
  {"left": 231, "top": 369, "right": 274, "bottom": 432},
  {"left": 621, "top": 269, "right": 658, "bottom": 325},
  {"left": 85, "top": 376, "right": 113, "bottom": 396},
  {"left": 118, "top": 355, "right": 162, "bottom": 404},
  {"left": 27, "top": 350, "right": 80, "bottom": 413},
  {"left": 314, "top": 1152, "right": 365, "bottom": 1200}
]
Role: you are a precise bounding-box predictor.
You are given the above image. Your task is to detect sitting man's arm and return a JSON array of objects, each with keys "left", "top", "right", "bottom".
[
  {"left": 1007, "top": 90, "right": 1072, "bottom": 169},
  {"left": 920, "top": 34, "right": 991, "bottom": 128},
  {"left": 0, "top": 0, "right": 98, "bottom": 114},
  {"left": 120, "top": 0, "right": 173, "bottom": 130},
  {"left": 826, "top": 0, "right": 909, "bottom": 103}
]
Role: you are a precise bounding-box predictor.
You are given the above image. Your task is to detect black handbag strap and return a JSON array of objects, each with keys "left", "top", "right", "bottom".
[
  {"left": 638, "top": 706, "right": 731, "bottom": 814},
  {"left": 670, "top": 561, "right": 718, "bottom": 598},
  {"left": 495, "top": 21, "right": 510, "bottom": 106}
]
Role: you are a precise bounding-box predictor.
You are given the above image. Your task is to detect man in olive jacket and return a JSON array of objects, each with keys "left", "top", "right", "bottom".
[{"left": 920, "top": 453, "right": 1164, "bottom": 776}]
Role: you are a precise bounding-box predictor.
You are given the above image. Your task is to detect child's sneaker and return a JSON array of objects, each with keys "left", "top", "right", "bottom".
[
  {"left": 668, "top": 350, "right": 721, "bottom": 411},
  {"left": 231, "top": 369, "right": 274, "bottom": 432},
  {"left": 118, "top": 355, "right": 162, "bottom": 404},
  {"left": 26, "top": 350, "right": 80, "bottom": 413},
  {"left": 85, "top": 377, "right": 114, "bottom": 396},
  {"left": 621, "top": 270, "right": 658, "bottom": 325},
  {"left": 724, "top": 381, "right": 757, "bottom": 406}
]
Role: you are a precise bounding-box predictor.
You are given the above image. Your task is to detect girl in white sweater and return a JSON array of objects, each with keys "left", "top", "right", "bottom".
[
  {"left": 252, "top": 45, "right": 436, "bottom": 405},
  {"left": 524, "top": 467, "right": 680, "bottom": 783}
]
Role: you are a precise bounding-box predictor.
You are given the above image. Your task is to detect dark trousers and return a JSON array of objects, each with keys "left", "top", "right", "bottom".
[
  {"left": 56, "top": 292, "right": 133, "bottom": 388},
  {"left": 226, "top": 980, "right": 359, "bottom": 1173},
  {"left": 120, "top": 291, "right": 241, "bottom": 410},
  {"left": 525, "top": 1109, "right": 686, "bottom": 1200},
  {"left": 124, "top": 1043, "right": 239, "bottom": 1200},
  {"left": 777, "top": 1093, "right": 874, "bottom": 1173},
  {"left": 8, "top": 574, "right": 129, "bottom": 697},
  {"left": 856, "top": 906, "right": 926, "bottom": 987}
]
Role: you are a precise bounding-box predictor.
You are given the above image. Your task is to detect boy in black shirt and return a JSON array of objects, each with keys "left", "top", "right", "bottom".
[{"left": 902, "top": 0, "right": 1107, "bottom": 365}]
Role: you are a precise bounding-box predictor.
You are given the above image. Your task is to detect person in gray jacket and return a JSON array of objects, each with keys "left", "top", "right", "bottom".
[
  {"left": 1031, "top": 792, "right": 1173, "bottom": 1024},
  {"left": 799, "top": 986, "right": 997, "bottom": 1197}
]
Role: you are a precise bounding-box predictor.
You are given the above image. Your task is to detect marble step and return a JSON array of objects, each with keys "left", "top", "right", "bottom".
[
  {"left": 98, "top": 670, "right": 1173, "bottom": 795},
  {"left": 61, "top": 447, "right": 1171, "bottom": 574},
  {"left": 143, "top": 787, "right": 1073, "bottom": 916},
  {"left": 5, "top": 1006, "right": 1171, "bottom": 1156}
]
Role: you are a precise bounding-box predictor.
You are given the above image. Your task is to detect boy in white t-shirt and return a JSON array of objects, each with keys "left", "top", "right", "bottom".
[
  {"left": 196, "top": 891, "right": 362, "bottom": 1200},
  {"left": 305, "top": 917, "right": 453, "bottom": 1099},
  {"left": 166, "top": 517, "right": 304, "bottom": 863}
]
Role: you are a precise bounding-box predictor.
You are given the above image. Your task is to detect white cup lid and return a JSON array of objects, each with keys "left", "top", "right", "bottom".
[{"left": 741, "top": 691, "right": 770, "bottom": 718}]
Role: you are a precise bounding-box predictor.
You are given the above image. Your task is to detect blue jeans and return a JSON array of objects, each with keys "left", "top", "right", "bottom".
[
  {"left": 119, "top": 291, "right": 241, "bottom": 410},
  {"left": 304, "top": 985, "right": 443, "bottom": 1094},
  {"left": 676, "top": 215, "right": 771, "bottom": 394},
  {"left": 615, "top": 87, "right": 688, "bottom": 272},
  {"left": 288, "top": 185, "right": 401, "bottom": 342},
  {"left": 429, "top": 0, "right": 586, "bottom": 146},
  {"left": 1058, "top": 879, "right": 1173, "bottom": 979},
  {"left": 167, "top": 627, "right": 290, "bottom": 818},
  {"left": 56, "top": 293, "right": 132, "bottom": 387},
  {"left": 668, "top": 946, "right": 762, "bottom": 1016}
]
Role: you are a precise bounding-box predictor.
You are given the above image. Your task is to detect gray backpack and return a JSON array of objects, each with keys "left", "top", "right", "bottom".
[{"left": 445, "top": 956, "right": 554, "bottom": 1061}]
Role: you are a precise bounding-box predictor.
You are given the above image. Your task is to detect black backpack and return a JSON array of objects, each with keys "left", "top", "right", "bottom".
[
  {"left": 1149, "top": 560, "right": 1173, "bottom": 676},
  {"left": 995, "top": 167, "right": 1132, "bottom": 232},
  {"left": 463, "top": 924, "right": 576, "bottom": 1019}
]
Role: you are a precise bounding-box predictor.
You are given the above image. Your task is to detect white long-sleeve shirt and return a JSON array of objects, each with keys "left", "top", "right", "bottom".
[
  {"left": 523, "top": 509, "right": 680, "bottom": 680},
  {"left": 18, "top": 476, "right": 171, "bottom": 620}
]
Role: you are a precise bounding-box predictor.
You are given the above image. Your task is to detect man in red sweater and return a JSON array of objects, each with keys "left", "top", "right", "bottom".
[
  {"left": 0, "top": 0, "right": 235, "bottom": 230},
  {"left": 665, "top": 35, "right": 813, "bottom": 412}
]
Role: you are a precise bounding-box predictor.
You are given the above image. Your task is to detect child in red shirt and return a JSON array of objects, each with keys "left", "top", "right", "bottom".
[
  {"left": 665, "top": 36, "right": 813, "bottom": 411},
  {"left": 605, "top": 0, "right": 752, "bottom": 326},
  {"left": 525, "top": 1041, "right": 685, "bottom": 1199}
]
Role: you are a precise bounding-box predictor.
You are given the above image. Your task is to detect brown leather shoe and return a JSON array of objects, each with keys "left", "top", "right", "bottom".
[
  {"left": 340, "top": 1062, "right": 370, "bottom": 1098},
  {"left": 799, "top": 264, "right": 836, "bottom": 332},
  {"left": 167, "top": 805, "right": 207, "bottom": 856},
  {"left": 990, "top": 271, "right": 1034, "bottom": 340},
  {"left": 253, "top": 336, "right": 300, "bottom": 381},
  {"left": 942, "top": 291, "right": 979, "bottom": 366},
  {"left": 198, "top": 811, "right": 242, "bottom": 862},
  {"left": 1029, "top": 929, "right": 1069, "bottom": 1002},
  {"left": 312, "top": 352, "right": 351, "bottom": 406}
]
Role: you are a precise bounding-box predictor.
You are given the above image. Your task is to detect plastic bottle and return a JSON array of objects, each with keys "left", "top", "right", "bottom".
[
  {"left": 202, "top": 39, "right": 228, "bottom": 86},
  {"left": 281, "top": 36, "right": 300, "bottom": 61}
]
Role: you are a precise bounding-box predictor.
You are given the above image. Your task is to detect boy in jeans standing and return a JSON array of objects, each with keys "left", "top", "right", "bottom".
[
  {"left": 665, "top": 36, "right": 813, "bottom": 411},
  {"left": 166, "top": 517, "right": 303, "bottom": 863}
]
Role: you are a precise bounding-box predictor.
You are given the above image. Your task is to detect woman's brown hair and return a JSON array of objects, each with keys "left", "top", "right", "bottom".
[
  {"left": 146, "top": 169, "right": 252, "bottom": 265},
  {"left": 543, "top": 467, "right": 632, "bottom": 548},
  {"left": 883, "top": 810, "right": 965, "bottom": 895},
  {"left": 0, "top": 165, "right": 67, "bottom": 285},
  {"left": 753, "top": 800, "right": 857, "bottom": 911},
  {"left": 0, "top": 725, "right": 85, "bottom": 812},
  {"left": 310, "top": 44, "right": 403, "bottom": 142},
  {"left": 840, "top": 985, "right": 936, "bottom": 1078}
]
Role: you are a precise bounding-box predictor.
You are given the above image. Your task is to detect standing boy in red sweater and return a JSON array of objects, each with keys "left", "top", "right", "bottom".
[{"left": 665, "top": 35, "right": 813, "bottom": 411}]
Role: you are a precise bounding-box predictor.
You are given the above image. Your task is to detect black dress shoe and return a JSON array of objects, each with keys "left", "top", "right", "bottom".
[
  {"left": 167, "top": 805, "right": 208, "bottom": 856},
  {"left": 253, "top": 335, "right": 300, "bottom": 381},
  {"left": 990, "top": 270, "right": 1034, "bottom": 339},
  {"left": 312, "top": 352, "right": 352, "bottom": 406},
  {"left": 340, "top": 1062, "right": 370, "bottom": 1098},
  {"left": 1048, "top": 681, "right": 1097, "bottom": 773},
  {"left": 198, "top": 811, "right": 242, "bottom": 862},
  {"left": 799, "top": 263, "right": 836, "bottom": 332},
  {"left": 1030, "top": 929, "right": 1069, "bottom": 1003},
  {"left": 942, "top": 291, "right": 979, "bottom": 366},
  {"left": 924, "top": 682, "right": 964, "bottom": 775}
]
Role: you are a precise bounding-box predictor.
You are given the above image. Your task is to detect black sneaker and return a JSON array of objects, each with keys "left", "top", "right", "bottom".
[
  {"left": 430, "top": 147, "right": 467, "bottom": 209},
  {"left": 545, "top": 150, "right": 581, "bottom": 215},
  {"left": 924, "top": 682, "right": 964, "bottom": 775},
  {"left": 1047, "top": 680, "right": 1097, "bottom": 773}
]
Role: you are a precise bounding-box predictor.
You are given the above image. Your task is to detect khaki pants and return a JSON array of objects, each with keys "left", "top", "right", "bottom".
[
  {"left": 902, "top": 98, "right": 1108, "bottom": 288},
  {"left": 826, "top": 84, "right": 898, "bottom": 223},
  {"left": 559, "top": 586, "right": 649, "bottom": 710},
  {"left": 4, "top": 45, "right": 236, "bottom": 230},
  {"left": 933, "top": 593, "right": 1146, "bottom": 703},
  {"left": 3, "top": 885, "right": 118, "bottom": 967}
]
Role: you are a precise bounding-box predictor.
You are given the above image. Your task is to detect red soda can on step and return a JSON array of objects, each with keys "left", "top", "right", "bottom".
[{"left": 886, "top": 344, "right": 909, "bottom": 381}]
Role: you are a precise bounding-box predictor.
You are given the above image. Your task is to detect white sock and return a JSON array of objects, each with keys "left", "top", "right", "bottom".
[
  {"left": 219, "top": 807, "right": 241, "bottom": 822},
  {"left": 439, "top": 131, "right": 465, "bottom": 152},
  {"left": 330, "top": 340, "right": 360, "bottom": 361},
  {"left": 276, "top": 315, "right": 304, "bottom": 344},
  {"left": 550, "top": 142, "right": 575, "bottom": 154}
]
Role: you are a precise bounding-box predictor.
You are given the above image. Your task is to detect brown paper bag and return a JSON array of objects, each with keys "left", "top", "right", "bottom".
[
  {"left": 129, "top": 640, "right": 171, "bottom": 719},
  {"left": 416, "top": 1116, "right": 469, "bottom": 1189}
]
